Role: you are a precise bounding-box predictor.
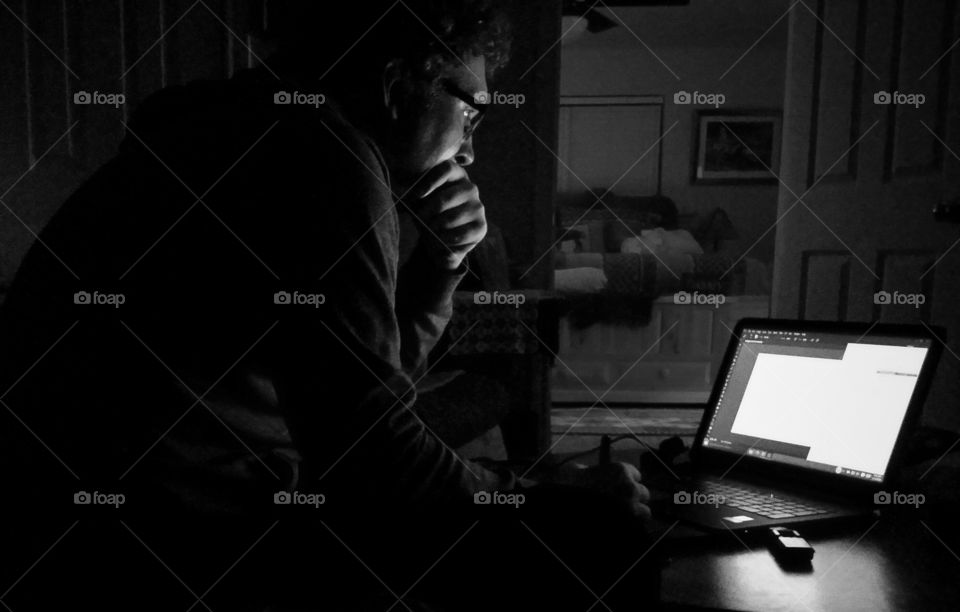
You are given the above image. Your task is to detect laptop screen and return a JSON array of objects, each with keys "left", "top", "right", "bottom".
[{"left": 701, "top": 325, "right": 932, "bottom": 482}]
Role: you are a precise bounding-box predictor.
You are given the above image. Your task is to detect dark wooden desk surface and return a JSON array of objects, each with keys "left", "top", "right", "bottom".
[
  {"left": 553, "top": 428, "right": 960, "bottom": 610},
  {"left": 656, "top": 517, "right": 960, "bottom": 611}
]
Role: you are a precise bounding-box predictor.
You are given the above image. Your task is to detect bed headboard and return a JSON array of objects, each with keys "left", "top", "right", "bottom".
[{"left": 557, "top": 192, "right": 679, "bottom": 253}]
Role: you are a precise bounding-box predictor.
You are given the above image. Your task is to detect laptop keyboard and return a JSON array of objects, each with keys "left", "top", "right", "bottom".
[{"left": 701, "top": 481, "right": 830, "bottom": 519}]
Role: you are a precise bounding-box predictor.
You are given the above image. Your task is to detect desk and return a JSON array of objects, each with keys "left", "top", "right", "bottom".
[
  {"left": 657, "top": 517, "right": 960, "bottom": 611},
  {"left": 555, "top": 435, "right": 960, "bottom": 610}
]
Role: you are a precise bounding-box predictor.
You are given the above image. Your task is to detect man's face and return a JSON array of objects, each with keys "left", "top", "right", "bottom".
[{"left": 389, "top": 54, "right": 488, "bottom": 188}]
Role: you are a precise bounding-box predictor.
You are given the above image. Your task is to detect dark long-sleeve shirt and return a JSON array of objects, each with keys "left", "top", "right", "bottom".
[{"left": 0, "top": 67, "right": 513, "bottom": 515}]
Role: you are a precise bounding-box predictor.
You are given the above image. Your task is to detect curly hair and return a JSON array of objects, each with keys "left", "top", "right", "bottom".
[{"left": 265, "top": 1, "right": 512, "bottom": 84}]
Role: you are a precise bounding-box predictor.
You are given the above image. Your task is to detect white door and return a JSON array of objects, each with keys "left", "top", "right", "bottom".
[{"left": 774, "top": 0, "right": 960, "bottom": 431}]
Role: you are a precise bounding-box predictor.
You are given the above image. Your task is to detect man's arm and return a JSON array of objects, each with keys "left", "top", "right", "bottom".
[
  {"left": 395, "top": 243, "right": 466, "bottom": 377},
  {"left": 394, "top": 160, "right": 488, "bottom": 376},
  {"left": 271, "top": 119, "right": 512, "bottom": 507}
]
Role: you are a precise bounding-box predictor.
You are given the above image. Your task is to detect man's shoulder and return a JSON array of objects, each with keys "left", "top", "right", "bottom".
[
  {"left": 126, "top": 71, "right": 389, "bottom": 185},
  {"left": 268, "top": 93, "right": 392, "bottom": 193}
]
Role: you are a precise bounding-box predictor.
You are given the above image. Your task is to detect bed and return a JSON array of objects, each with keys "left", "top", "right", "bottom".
[{"left": 552, "top": 193, "right": 771, "bottom": 404}]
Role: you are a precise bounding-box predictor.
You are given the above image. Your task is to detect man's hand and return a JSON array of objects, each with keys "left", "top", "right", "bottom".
[
  {"left": 410, "top": 160, "right": 487, "bottom": 271},
  {"left": 548, "top": 462, "right": 652, "bottom": 519}
]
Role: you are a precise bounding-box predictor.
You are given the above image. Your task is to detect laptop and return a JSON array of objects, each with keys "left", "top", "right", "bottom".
[{"left": 673, "top": 318, "right": 942, "bottom": 532}]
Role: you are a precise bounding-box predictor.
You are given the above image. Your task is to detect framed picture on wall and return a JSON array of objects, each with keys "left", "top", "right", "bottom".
[{"left": 693, "top": 111, "right": 782, "bottom": 183}]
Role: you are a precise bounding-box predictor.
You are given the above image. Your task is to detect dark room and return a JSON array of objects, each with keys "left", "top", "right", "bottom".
[{"left": 1, "top": 0, "right": 959, "bottom": 610}]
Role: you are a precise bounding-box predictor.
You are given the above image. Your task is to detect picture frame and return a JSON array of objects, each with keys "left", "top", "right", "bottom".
[{"left": 693, "top": 110, "right": 782, "bottom": 184}]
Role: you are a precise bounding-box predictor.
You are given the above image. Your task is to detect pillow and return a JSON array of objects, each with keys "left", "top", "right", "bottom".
[
  {"left": 554, "top": 267, "right": 608, "bottom": 293},
  {"left": 599, "top": 194, "right": 679, "bottom": 251},
  {"left": 621, "top": 228, "right": 703, "bottom": 256},
  {"left": 659, "top": 229, "right": 703, "bottom": 256},
  {"left": 556, "top": 252, "right": 605, "bottom": 270},
  {"left": 620, "top": 232, "right": 696, "bottom": 279},
  {"left": 620, "top": 229, "right": 664, "bottom": 255}
]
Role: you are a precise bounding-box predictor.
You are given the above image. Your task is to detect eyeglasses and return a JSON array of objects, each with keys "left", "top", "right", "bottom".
[{"left": 441, "top": 80, "right": 489, "bottom": 141}]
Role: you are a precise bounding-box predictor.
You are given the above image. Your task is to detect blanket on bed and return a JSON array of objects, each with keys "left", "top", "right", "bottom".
[{"left": 554, "top": 252, "right": 745, "bottom": 327}]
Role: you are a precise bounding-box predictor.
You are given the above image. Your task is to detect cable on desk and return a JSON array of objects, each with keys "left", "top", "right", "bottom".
[{"left": 553, "top": 433, "right": 649, "bottom": 468}]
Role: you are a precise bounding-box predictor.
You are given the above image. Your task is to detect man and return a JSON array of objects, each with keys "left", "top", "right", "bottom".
[{"left": 1, "top": 1, "right": 656, "bottom": 609}]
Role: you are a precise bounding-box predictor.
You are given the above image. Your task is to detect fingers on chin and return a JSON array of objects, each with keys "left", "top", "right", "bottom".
[
  {"left": 634, "top": 504, "right": 653, "bottom": 520},
  {"left": 417, "top": 163, "right": 466, "bottom": 198},
  {"left": 439, "top": 229, "right": 484, "bottom": 248},
  {"left": 618, "top": 481, "right": 640, "bottom": 498}
]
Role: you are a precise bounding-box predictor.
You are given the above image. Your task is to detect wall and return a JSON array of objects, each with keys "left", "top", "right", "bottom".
[
  {"left": 471, "top": 1, "right": 561, "bottom": 289},
  {"left": 0, "top": 0, "right": 264, "bottom": 292},
  {"left": 559, "top": 9, "right": 788, "bottom": 264}
]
